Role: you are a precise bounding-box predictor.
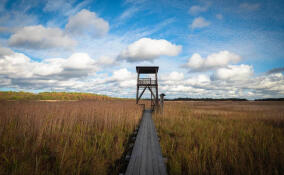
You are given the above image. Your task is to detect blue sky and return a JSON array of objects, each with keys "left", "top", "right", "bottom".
[{"left": 0, "top": 0, "right": 284, "bottom": 99}]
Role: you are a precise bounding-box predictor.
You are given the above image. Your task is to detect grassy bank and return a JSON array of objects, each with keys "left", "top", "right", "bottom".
[
  {"left": 0, "top": 91, "right": 111, "bottom": 101},
  {"left": 0, "top": 100, "right": 142, "bottom": 174},
  {"left": 154, "top": 101, "right": 284, "bottom": 175}
]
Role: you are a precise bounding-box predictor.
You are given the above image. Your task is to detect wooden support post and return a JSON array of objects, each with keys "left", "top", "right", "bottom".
[
  {"left": 137, "top": 86, "right": 147, "bottom": 102},
  {"left": 155, "top": 70, "right": 159, "bottom": 109},
  {"left": 148, "top": 86, "right": 156, "bottom": 100},
  {"left": 160, "top": 93, "right": 165, "bottom": 114},
  {"left": 136, "top": 73, "right": 140, "bottom": 104},
  {"left": 150, "top": 87, "right": 153, "bottom": 107}
]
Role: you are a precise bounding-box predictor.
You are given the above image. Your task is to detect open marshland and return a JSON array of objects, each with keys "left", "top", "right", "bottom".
[
  {"left": 1, "top": 92, "right": 283, "bottom": 175},
  {"left": 154, "top": 101, "right": 284, "bottom": 175},
  {"left": 0, "top": 99, "right": 142, "bottom": 175}
]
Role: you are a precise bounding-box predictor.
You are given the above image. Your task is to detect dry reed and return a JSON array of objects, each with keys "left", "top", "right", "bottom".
[
  {"left": 0, "top": 100, "right": 142, "bottom": 175},
  {"left": 154, "top": 101, "right": 284, "bottom": 175}
]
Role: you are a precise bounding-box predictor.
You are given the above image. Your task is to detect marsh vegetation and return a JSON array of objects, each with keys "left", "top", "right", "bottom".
[
  {"left": 154, "top": 101, "right": 284, "bottom": 175},
  {"left": 0, "top": 100, "right": 142, "bottom": 174}
]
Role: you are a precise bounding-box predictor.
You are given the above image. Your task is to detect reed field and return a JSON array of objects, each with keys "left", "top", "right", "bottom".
[
  {"left": 0, "top": 99, "right": 142, "bottom": 175},
  {"left": 154, "top": 101, "right": 284, "bottom": 175},
  {"left": 1, "top": 91, "right": 284, "bottom": 175},
  {"left": 0, "top": 91, "right": 111, "bottom": 101}
]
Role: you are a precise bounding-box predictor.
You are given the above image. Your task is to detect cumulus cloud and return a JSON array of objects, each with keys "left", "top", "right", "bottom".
[
  {"left": 0, "top": 48, "right": 283, "bottom": 99},
  {"left": 8, "top": 25, "right": 76, "bottom": 49},
  {"left": 159, "top": 66, "right": 284, "bottom": 99},
  {"left": 0, "top": 50, "right": 98, "bottom": 81},
  {"left": 186, "top": 50, "right": 241, "bottom": 72},
  {"left": 185, "top": 74, "right": 210, "bottom": 86},
  {"left": 249, "top": 73, "right": 284, "bottom": 93},
  {"left": 167, "top": 72, "right": 184, "bottom": 81},
  {"left": 118, "top": 38, "right": 182, "bottom": 62},
  {"left": 161, "top": 72, "right": 184, "bottom": 81},
  {"left": 190, "top": 17, "right": 210, "bottom": 29},
  {"left": 111, "top": 68, "right": 134, "bottom": 81},
  {"left": 188, "top": 5, "right": 208, "bottom": 15},
  {"left": 110, "top": 68, "right": 136, "bottom": 87},
  {"left": 212, "top": 64, "right": 253, "bottom": 81},
  {"left": 66, "top": 9, "right": 109, "bottom": 37},
  {"left": 0, "top": 46, "right": 13, "bottom": 57},
  {"left": 96, "top": 56, "right": 117, "bottom": 66},
  {"left": 63, "top": 53, "right": 95, "bottom": 69}
]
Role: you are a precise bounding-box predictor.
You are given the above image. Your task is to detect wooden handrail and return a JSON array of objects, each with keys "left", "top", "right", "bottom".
[{"left": 138, "top": 78, "right": 157, "bottom": 85}]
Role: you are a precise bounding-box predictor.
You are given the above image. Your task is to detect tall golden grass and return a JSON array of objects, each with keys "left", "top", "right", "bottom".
[
  {"left": 0, "top": 100, "right": 142, "bottom": 174},
  {"left": 154, "top": 101, "right": 284, "bottom": 175},
  {"left": 0, "top": 91, "right": 111, "bottom": 100}
]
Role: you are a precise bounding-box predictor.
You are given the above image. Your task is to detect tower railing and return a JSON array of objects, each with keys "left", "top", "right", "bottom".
[{"left": 138, "top": 78, "right": 157, "bottom": 86}]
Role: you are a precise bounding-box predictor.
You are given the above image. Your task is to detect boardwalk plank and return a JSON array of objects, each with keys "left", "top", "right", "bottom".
[{"left": 125, "top": 110, "right": 167, "bottom": 175}]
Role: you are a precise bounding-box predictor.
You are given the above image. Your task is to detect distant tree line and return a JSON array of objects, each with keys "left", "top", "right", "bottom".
[
  {"left": 0, "top": 91, "right": 111, "bottom": 101},
  {"left": 162, "top": 97, "right": 284, "bottom": 101},
  {"left": 254, "top": 98, "right": 284, "bottom": 101},
  {"left": 164, "top": 98, "right": 248, "bottom": 101}
]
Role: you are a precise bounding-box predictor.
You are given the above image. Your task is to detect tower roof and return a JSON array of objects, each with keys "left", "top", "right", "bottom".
[{"left": 136, "top": 66, "right": 159, "bottom": 74}]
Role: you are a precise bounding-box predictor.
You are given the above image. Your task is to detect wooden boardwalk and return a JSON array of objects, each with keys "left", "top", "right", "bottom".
[{"left": 125, "top": 110, "right": 167, "bottom": 175}]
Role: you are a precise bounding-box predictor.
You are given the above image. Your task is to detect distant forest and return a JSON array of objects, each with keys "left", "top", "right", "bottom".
[{"left": 165, "top": 98, "right": 284, "bottom": 101}]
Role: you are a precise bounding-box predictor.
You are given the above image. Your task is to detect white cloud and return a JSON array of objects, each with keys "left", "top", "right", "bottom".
[
  {"left": 110, "top": 68, "right": 136, "bottom": 87},
  {"left": 66, "top": 9, "right": 109, "bottom": 37},
  {"left": 0, "top": 48, "right": 283, "bottom": 99},
  {"left": 250, "top": 73, "right": 284, "bottom": 93},
  {"left": 186, "top": 50, "right": 241, "bottom": 72},
  {"left": 111, "top": 68, "right": 134, "bottom": 81},
  {"left": 161, "top": 71, "right": 184, "bottom": 81},
  {"left": 0, "top": 52, "right": 35, "bottom": 78},
  {"left": 159, "top": 67, "right": 284, "bottom": 99},
  {"left": 185, "top": 74, "right": 211, "bottom": 86},
  {"left": 96, "top": 56, "right": 117, "bottom": 66},
  {"left": 0, "top": 50, "right": 98, "bottom": 80},
  {"left": 8, "top": 25, "right": 76, "bottom": 49},
  {"left": 191, "top": 17, "right": 210, "bottom": 29},
  {"left": 168, "top": 72, "right": 184, "bottom": 81},
  {"left": 63, "top": 53, "right": 95, "bottom": 69},
  {"left": 0, "top": 46, "right": 13, "bottom": 57},
  {"left": 216, "top": 14, "right": 223, "bottom": 20},
  {"left": 186, "top": 53, "right": 204, "bottom": 70},
  {"left": 188, "top": 5, "right": 208, "bottom": 15},
  {"left": 213, "top": 64, "right": 253, "bottom": 81},
  {"left": 239, "top": 3, "right": 260, "bottom": 11},
  {"left": 118, "top": 38, "right": 182, "bottom": 62}
]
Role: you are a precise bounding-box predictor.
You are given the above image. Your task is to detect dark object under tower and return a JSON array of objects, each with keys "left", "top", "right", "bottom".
[{"left": 136, "top": 66, "right": 159, "bottom": 110}]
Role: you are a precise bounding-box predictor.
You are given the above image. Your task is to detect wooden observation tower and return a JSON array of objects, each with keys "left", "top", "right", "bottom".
[{"left": 136, "top": 66, "right": 159, "bottom": 110}]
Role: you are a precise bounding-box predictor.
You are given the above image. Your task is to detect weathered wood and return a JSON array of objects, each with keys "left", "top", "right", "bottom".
[
  {"left": 136, "top": 66, "right": 159, "bottom": 110},
  {"left": 137, "top": 86, "right": 147, "bottom": 103},
  {"left": 125, "top": 110, "right": 167, "bottom": 175}
]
